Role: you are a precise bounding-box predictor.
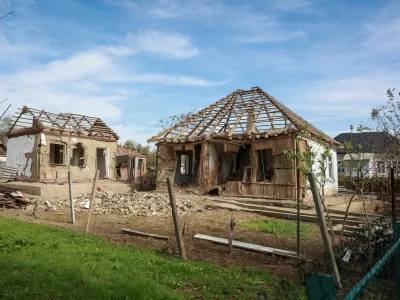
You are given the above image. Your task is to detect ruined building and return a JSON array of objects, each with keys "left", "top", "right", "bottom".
[
  {"left": 6, "top": 106, "right": 119, "bottom": 182},
  {"left": 148, "top": 87, "right": 341, "bottom": 199}
]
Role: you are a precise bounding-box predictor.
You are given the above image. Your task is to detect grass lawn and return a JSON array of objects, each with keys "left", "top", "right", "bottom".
[
  {"left": 0, "top": 217, "right": 305, "bottom": 299},
  {"left": 239, "top": 218, "right": 315, "bottom": 238}
]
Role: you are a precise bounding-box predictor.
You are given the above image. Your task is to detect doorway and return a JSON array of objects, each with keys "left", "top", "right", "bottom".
[{"left": 96, "top": 148, "right": 108, "bottom": 178}]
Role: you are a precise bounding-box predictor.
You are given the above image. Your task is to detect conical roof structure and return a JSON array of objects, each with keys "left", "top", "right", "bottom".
[{"left": 148, "top": 86, "right": 339, "bottom": 146}]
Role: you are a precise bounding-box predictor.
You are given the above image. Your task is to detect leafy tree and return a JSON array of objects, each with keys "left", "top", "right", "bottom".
[
  {"left": 284, "top": 126, "right": 336, "bottom": 242},
  {"left": 122, "top": 140, "right": 151, "bottom": 154}
]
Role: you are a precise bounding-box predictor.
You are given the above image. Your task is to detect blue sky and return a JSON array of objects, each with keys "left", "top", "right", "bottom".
[{"left": 0, "top": 0, "right": 399, "bottom": 144}]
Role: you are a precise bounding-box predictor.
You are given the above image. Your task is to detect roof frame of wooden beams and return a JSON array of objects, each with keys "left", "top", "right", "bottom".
[
  {"left": 148, "top": 86, "right": 340, "bottom": 146},
  {"left": 8, "top": 106, "right": 119, "bottom": 140}
]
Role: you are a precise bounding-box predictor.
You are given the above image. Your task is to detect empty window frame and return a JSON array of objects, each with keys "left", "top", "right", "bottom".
[
  {"left": 180, "top": 154, "right": 191, "bottom": 175},
  {"left": 70, "top": 143, "right": 85, "bottom": 167},
  {"left": 257, "top": 148, "right": 274, "bottom": 182},
  {"left": 337, "top": 161, "right": 345, "bottom": 174},
  {"left": 328, "top": 156, "right": 333, "bottom": 178},
  {"left": 49, "top": 143, "right": 65, "bottom": 165},
  {"left": 377, "top": 161, "right": 386, "bottom": 174}
]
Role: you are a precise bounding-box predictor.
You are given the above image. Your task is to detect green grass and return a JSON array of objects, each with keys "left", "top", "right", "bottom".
[
  {"left": 239, "top": 218, "right": 315, "bottom": 238},
  {"left": 0, "top": 217, "right": 305, "bottom": 300}
]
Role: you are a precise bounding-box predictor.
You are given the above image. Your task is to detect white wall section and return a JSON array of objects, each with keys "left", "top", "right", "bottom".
[{"left": 6, "top": 135, "right": 36, "bottom": 176}]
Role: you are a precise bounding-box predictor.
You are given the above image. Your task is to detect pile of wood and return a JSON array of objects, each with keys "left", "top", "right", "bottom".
[
  {"left": 0, "top": 166, "right": 18, "bottom": 182},
  {"left": 0, "top": 191, "right": 32, "bottom": 209}
]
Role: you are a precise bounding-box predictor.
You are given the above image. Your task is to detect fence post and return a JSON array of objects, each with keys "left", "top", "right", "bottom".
[
  {"left": 68, "top": 171, "right": 75, "bottom": 224},
  {"left": 308, "top": 172, "right": 342, "bottom": 290},
  {"left": 166, "top": 177, "right": 186, "bottom": 259},
  {"left": 394, "top": 222, "right": 400, "bottom": 299},
  {"left": 391, "top": 167, "right": 396, "bottom": 224},
  {"left": 307, "top": 273, "right": 336, "bottom": 300}
]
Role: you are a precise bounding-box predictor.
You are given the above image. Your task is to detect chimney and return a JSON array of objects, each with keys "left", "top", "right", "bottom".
[
  {"left": 32, "top": 117, "right": 40, "bottom": 129},
  {"left": 246, "top": 108, "right": 256, "bottom": 134}
]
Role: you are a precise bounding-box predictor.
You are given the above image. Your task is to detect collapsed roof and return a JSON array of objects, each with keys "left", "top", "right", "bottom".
[
  {"left": 8, "top": 106, "right": 119, "bottom": 140},
  {"left": 148, "top": 86, "right": 340, "bottom": 146}
]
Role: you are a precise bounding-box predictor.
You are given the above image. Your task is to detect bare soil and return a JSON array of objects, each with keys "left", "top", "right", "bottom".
[{"left": 0, "top": 192, "right": 392, "bottom": 284}]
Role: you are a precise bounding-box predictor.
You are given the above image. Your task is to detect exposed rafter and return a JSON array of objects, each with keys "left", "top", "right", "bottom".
[
  {"left": 148, "top": 87, "right": 340, "bottom": 146},
  {"left": 8, "top": 106, "right": 119, "bottom": 140}
]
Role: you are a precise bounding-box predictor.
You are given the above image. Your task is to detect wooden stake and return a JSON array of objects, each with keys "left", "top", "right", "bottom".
[
  {"left": 228, "top": 217, "right": 235, "bottom": 255},
  {"left": 296, "top": 168, "right": 301, "bottom": 257},
  {"left": 308, "top": 172, "right": 342, "bottom": 290},
  {"left": 166, "top": 177, "right": 186, "bottom": 259},
  {"left": 68, "top": 171, "right": 76, "bottom": 224},
  {"left": 391, "top": 167, "right": 396, "bottom": 224},
  {"left": 85, "top": 170, "right": 99, "bottom": 233}
]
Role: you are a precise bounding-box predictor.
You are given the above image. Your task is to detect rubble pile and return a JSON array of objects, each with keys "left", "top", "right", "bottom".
[
  {"left": 0, "top": 191, "right": 34, "bottom": 209},
  {"left": 51, "top": 191, "right": 202, "bottom": 217},
  {"left": 92, "top": 191, "right": 202, "bottom": 216}
]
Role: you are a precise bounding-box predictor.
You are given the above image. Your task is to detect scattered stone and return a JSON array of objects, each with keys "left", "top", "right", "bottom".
[{"left": 44, "top": 200, "right": 56, "bottom": 211}]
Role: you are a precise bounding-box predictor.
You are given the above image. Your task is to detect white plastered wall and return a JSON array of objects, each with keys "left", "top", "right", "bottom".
[
  {"left": 6, "top": 135, "right": 36, "bottom": 177},
  {"left": 306, "top": 138, "right": 339, "bottom": 195}
]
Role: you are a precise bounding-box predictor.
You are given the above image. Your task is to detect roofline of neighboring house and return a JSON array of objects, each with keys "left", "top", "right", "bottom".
[{"left": 117, "top": 146, "right": 147, "bottom": 159}]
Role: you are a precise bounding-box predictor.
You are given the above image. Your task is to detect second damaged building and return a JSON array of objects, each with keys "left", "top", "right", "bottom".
[
  {"left": 148, "top": 87, "right": 341, "bottom": 199},
  {"left": 6, "top": 106, "right": 119, "bottom": 182}
]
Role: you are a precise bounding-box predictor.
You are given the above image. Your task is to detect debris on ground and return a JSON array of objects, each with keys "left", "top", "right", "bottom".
[
  {"left": 93, "top": 191, "right": 202, "bottom": 216},
  {"left": 51, "top": 191, "right": 203, "bottom": 216},
  {"left": 45, "top": 200, "right": 56, "bottom": 211},
  {"left": 0, "top": 191, "right": 34, "bottom": 209}
]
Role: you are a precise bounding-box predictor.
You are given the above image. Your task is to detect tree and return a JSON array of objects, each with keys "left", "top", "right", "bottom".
[
  {"left": 284, "top": 126, "right": 336, "bottom": 242},
  {"left": 157, "top": 108, "right": 197, "bottom": 132},
  {"left": 371, "top": 88, "right": 400, "bottom": 158},
  {"left": 0, "top": 115, "right": 13, "bottom": 146},
  {"left": 122, "top": 140, "right": 151, "bottom": 155}
]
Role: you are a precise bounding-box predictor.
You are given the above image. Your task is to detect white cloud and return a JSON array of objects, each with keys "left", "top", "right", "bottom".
[
  {"left": 129, "top": 30, "right": 199, "bottom": 59},
  {"left": 274, "top": 0, "right": 313, "bottom": 12},
  {"left": 237, "top": 29, "right": 305, "bottom": 43},
  {"left": 363, "top": 1, "right": 400, "bottom": 53},
  {"left": 287, "top": 74, "right": 398, "bottom": 120},
  {"left": 111, "top": 123, "right": 152, "bottom": 145},
  {"left": 8, "top": 50, "right": 113, "bottom": 88}
]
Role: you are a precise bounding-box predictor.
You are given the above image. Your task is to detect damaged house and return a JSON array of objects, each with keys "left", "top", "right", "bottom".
[
  {"left": 116, "top": 146, "right": 147, "bottom": 186},
  {"left": 148, "top": 87, "right": 341, "bottom": 199},
  {"left": 6, "top": 106, "right": 119, "bottom": 182}
]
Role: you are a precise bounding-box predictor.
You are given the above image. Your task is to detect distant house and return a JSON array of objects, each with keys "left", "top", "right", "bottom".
[
  {"left": 116, "top": 146, "right": 147, "bottom": 186},
  {"left": 334, "top": 132, "right": 397, "bottom": 177}
]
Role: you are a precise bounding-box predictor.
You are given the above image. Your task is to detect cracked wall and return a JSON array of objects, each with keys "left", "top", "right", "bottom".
[{"left": 6, "top": 135, "right": 36, "bottom": 177}]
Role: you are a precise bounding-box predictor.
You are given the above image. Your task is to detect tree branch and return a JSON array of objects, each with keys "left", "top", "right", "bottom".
[
  {"left": 0, "top": 104, "right": 11, "bottom": 120},
  {"left": 0, "top": 11, "right": 14, "bottom": 20}
]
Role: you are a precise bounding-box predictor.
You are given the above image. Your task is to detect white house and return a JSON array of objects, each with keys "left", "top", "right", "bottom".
[{"left": 334, "top": 132, "right": 396, "bottom": 177}]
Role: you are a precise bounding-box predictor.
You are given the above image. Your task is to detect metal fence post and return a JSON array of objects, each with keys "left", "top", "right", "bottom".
[
  {"left": 307, "top": 273, "right": 337, "bottom": 300},
  {"left": 394, "top": 222, "right": 400, "bottom": 299}
]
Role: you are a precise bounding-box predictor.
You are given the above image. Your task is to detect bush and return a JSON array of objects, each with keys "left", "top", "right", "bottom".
[{"left": 338, "top": 175, "right": 395, "bottom": 194}]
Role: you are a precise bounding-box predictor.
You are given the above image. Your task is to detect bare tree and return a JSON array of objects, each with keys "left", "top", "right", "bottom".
[{"left": 157, "top": 108, "right": 197, "bottom": 132}]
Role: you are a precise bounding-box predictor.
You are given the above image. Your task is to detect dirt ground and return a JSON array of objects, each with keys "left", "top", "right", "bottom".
[{"left": 0, "top": 192, "right": 392, "bottom": 284}]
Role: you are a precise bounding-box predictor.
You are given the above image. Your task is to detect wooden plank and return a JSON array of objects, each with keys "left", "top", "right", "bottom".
[
  {"left": 121, "top": 228, "right": 169, "bottom": 240},
  {"left": 166, "top": 177, "right": 186, "bottom": 259},
  {"left": 193, "top": 234, "right": 298, "bottom": 258}
]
